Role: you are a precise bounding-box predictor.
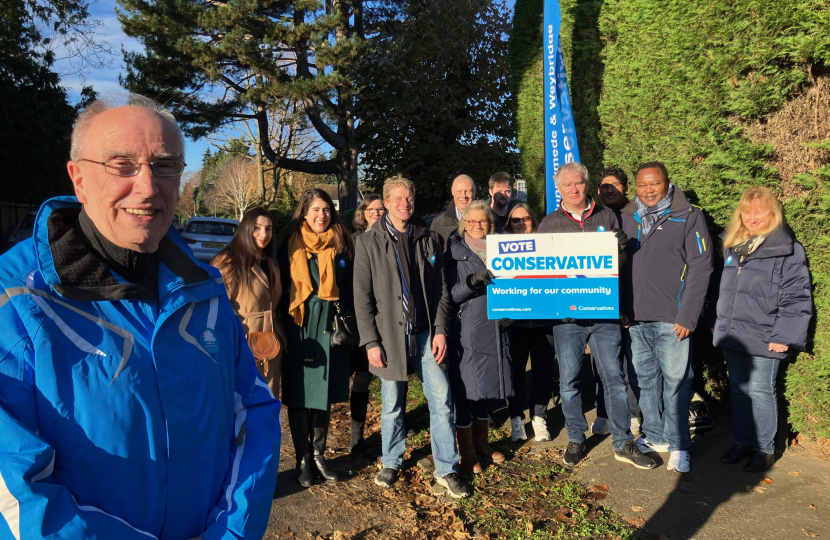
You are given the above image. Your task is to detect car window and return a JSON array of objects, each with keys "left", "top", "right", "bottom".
[
  {"left": 17, "top": 214, "right": 36, "bottom": 229},
  {"left": 186, "top": 221, "right": 237, "bottom": 236}
]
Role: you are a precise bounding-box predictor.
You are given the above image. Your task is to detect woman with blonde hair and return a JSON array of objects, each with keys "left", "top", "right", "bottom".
[
  {"left": 211, "top": 207, "right": 286, "bottom": 396},
  {"left": 713, "top": 186, "right": 812, "bottom": 472},
  {"left": 278, "top": 188, "right": 355, "bottom": 487},
  {"left": 445, "top": 199, "right": 513, "bottom": 473}
]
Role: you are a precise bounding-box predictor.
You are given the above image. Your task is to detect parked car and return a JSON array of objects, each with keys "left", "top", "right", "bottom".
[
  {"left": 5, "top": 211, "right": 37, "bottom": 248},
  {"left": 180, "top": 217, "right": 239, "bottom": 262}
]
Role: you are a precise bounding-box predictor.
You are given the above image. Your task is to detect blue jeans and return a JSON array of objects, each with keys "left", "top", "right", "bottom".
[
  {"left": 629, "top": 321, "right": 693, "bottom": 451},
  {"left": 379, "top": 330, "right": 458, "bottom": 477},
  {"left": 723, "top": 348, "right": 780, "bottom": 454},
  {"left": 553, "top": 321, "right": 634, "bottom": 451},
  {"left": 593, "top": 327, "right": 641, "bottom": 420}
]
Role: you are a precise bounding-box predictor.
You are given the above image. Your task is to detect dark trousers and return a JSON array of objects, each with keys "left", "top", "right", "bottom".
[{"left": 507, "top": 325, "right": 555, "bottom": 420}]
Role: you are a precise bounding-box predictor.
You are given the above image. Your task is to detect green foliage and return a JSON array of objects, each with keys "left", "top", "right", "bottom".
[
  {"left": 0, "top": 0, "right": 84, "bottom": 205},
  {"left": 355, "top": 0, "right": 516, "bottom": 212},
  {"left": 512, "top": 0, "right": 830, "bottom": 436}
]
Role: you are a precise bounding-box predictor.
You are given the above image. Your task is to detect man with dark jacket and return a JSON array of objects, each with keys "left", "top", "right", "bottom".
[
  {"left": 538, "top": 162, "right": 656, "bottom": 471},
  {"left": 488, "top": 172, "right": 513, "bottom": 232},
  {"left": 430, "top": 174, "right": 476, "bottom": 250},
  {"left": 620, "top": 161, "right": 713, "bottom": 474},
  {"left": 354, "top": 175, "right": 472, "bottom": 498}
]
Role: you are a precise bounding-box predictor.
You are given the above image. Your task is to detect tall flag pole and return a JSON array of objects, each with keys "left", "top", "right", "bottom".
[{"left": 543, "top": 0, "right": 580, "bottom": 214}]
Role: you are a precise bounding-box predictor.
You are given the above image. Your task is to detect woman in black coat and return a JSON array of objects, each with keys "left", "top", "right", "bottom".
[
  {"left": 502, "top": 203, "right": 556, "bottom": 442},
  {"left": 713, "top": 187, "right": 812, "bottom": 473},
  {"left": 445, "top": 200, "right": 513, "bottom": 474}
]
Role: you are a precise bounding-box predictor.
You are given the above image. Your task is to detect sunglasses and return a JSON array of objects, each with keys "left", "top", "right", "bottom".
[{"left": 510, "top": 216, "right": 532, "bottom": 224}]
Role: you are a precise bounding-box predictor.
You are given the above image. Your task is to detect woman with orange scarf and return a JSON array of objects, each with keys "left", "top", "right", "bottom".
[{"left": 278, "top": 189, "right": 355, "bottom": 488}]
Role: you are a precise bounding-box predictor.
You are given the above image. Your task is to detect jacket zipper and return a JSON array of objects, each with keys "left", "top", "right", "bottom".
[{"left": 725, "top": 257, "right": 744, "bottom": 333}]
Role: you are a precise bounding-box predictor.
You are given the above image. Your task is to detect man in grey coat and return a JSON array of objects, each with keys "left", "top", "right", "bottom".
[
  {"left": 354, "top": 175, "right": 472, "bottom": 498},
  {"left": 430, "top": 174, "right": 477, "bottom": 251}
]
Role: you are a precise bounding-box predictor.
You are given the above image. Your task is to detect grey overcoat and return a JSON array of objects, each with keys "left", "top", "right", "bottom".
[{"left": 354, "top": 216, "right": 452, "bottom": 381}]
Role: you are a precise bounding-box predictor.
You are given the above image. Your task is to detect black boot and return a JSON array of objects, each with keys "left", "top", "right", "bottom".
[
  {"left": 311, "top": 408, "right": 339, "bottom": 483},
  {"left": 744, "top": 451, "right": 775, "bottom": 473},
  {"left": 297, "top": 453, "right": 314, "bottom": 487},
  {"left": 349, "top": 419, "right": 367, "bottom": 455},
  {"left": 287, "top": 407, "right": 313, "bottom": 486}
]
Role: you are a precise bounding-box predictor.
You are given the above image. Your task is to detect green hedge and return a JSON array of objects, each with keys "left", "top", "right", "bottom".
[{"left": 511, "top": 0, "right": 830, "bottom": 437}]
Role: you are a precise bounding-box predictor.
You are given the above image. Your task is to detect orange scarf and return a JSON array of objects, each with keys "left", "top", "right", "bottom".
[{"left": 287, "top": 222, "right": 340, "bottom": 325}]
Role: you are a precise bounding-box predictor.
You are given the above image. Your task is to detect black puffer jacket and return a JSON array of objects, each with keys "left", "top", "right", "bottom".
[{"left": 445, "top": 231, "right": 513, "bottom": 401}]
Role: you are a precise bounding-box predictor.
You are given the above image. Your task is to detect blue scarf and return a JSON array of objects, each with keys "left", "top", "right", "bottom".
[
  {"left": 635, "top": 184, "right": 674, "bottom": 235},
  {"left": 383, "top": 214, "right": 417, "bottom": 357}
]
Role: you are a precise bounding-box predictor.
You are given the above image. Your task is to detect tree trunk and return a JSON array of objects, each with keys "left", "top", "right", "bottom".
[{"left": 337, "top": 143, "right": 358, "bottom": 211}]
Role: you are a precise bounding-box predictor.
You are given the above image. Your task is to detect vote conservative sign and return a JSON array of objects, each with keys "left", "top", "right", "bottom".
[{"left": 486, "top": 233, "right": 619, "bottom": 320}]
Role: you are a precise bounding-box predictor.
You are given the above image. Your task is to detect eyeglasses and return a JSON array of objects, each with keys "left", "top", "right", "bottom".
[
  {"left": 365, "top": 208, "right": 386, "bottom": 215},
  {"left": 77, "top": 158, "right": 186, "bottom": 177},
  {"left": 510, "top": 216, "right": 532, "bottom": 224},
  {"left": 466, "top": 219, "right": 489, "bottom": 228}
]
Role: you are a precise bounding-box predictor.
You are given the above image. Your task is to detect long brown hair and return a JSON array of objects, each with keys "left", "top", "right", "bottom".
[
  {"left": 723, "top": 187, "right": 784, "bottom": 249},
  {"left": 281, "top": 188, "right": 354, "bottom": 258},
  {"left": 211, "top": 207, "right": 273, "bottom": 299},
  {"left": 504, "top": 202, "right": 539, "bottom": 234}
]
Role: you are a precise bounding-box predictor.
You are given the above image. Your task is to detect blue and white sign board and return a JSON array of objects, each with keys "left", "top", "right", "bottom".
[{"left": 486, "top": 233, "right": 619, "bottom": 320}]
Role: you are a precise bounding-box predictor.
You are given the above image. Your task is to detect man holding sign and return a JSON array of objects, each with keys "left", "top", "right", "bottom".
[{"left": 538, "top": 162, "right": 657, "bottom": 469}]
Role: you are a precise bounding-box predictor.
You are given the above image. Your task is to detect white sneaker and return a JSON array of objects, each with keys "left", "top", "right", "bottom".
[
  {"left": 634, "top": 436, "right": 670, "bottom": 454},
  {"left": 511, "top": 416, "right": 527, "bottom": 441},
  {"left": 532, "top": 417, "right": 551, "bottom": 441},
  {"left": 630, "top": 417, "right": 641, "bottom": 435},
  {"left": 667, "top": 450, "right": 690, "bottom": 473},
  {"left": 590, "top": 417, "right": 610, "bottom": 435}
]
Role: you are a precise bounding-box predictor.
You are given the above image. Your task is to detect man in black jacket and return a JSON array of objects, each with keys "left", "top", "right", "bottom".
[
  {"left": 354, "top": 175, "right": 472, "bottom": 499},
  {"left": 538, "top": 162, "right": 656, "bottom": 471},
  {"left": 430, "top": 174, "right": 476, "bottom": 250},
  {"left": 620, "top": 161, "right": 713, "bottom": 474}
]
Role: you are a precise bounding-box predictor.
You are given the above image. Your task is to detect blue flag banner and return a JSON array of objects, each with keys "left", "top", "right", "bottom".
[{"left": 543, "top": 0, "right": 580, "bottom": 214}]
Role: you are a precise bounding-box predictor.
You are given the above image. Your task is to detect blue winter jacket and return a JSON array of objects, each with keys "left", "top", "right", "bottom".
[
  {"left": 445, "top": 232, "right": 513, "bottom": 401},
  {"left": 713, "top": 225, "right": 812, "bottom": 360},
  {"left": 0, "top": 198, "right": 281, "bottom": 540},
  {"left": 620, "top": 188, "right": 713, "bottom": 330}
]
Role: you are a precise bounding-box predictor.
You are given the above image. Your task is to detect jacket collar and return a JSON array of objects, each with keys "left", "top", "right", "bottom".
[
  {"left": 557, "top": 196, "right": 598, "bottom": 223},
  {"left": 443, "top": 200, "right": 460, "bottom": 223},
  {"left": 369, "top": 214, "right": 430, "bottom": 242},
  {"left": 742, "top": 225, "right": 795, "bottom": 260},
  {"left": 34, "top": 197, "right": 217, "bottom": 304}
]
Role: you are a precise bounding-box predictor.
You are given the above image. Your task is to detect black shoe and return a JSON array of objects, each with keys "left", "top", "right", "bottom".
[
  {"left": 744, "top": 451, "right": 774, "bottom": 473},
  {"left": 563, "top": 441, "right": 586, "bottom": 467},
  {"left": 313, "top": 455, "right": 339, "bottom": 483},
  {"left": 615, "top": 440, "right": 659, "bottom": 470},
  {"left": 349, "top": 419, "right": 367, "bottom": 455},
  {"left": 435, "top": 472, "right": 472, "bottom": 498},
  {"left": 297, "top": 453, "right": 314, "bottom": 487},
  {"left": 720, "top": 444, "right": 752, "bottom": 465},
  {"left": 374, "top": 467, "right": 399, "bottom": 488}
]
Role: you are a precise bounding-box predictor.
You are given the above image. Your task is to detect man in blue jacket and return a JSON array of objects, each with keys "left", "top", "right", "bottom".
[
  {"left": 0, "top": 95, "right": 281, "bottom": 540},
  {"left": 620, "top": 162, "right": 713, "bottom": 474}
]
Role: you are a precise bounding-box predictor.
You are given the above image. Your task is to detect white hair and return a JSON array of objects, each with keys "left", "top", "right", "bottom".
[
  {"left": 70, "top": 93, "right": 184, "bottom": 161},
  {"left": 554, "top": 162, "right": 590, "bottom": 186}
]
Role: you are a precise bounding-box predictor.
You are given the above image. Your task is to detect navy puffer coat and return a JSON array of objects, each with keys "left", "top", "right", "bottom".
[
  {"left": 713, "top": 225, "right": 812, "bottom": 360},
  {"left": 445, "top": 231, "right": 513, "bottom": 400}
]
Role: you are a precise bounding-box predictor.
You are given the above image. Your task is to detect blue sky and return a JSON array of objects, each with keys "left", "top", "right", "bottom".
[{"left": 55, "top": 0, "right": 210, "bottom": 173}]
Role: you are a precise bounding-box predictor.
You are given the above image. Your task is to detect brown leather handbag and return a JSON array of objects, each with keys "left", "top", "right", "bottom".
[{"left": 247, "top": 331, "right": 281, "bottom": 362}]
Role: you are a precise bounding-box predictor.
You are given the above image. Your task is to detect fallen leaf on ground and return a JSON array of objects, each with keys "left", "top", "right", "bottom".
[
  {"left": 760, "top": 478, "right": 773, "bottom": 485},
  {"left": 789, "top": 471, "right": 800, "bottom": 476},
  {"left": 554, "top": 513, "right": 576, "bottom": 525},
  {"left": 802, "top": 528, "right": 818, "bottom": 537},
  {"left": 587, "top": 491, "right": 608, "bottom": 500},
  {"left": 752, "top": 486, "right": 767, "bottom": 494},
  {"left": 627, "top": 517, "right": 646, "bottom": 527},
  {"left": 631, "top": 506, "right": 645, "bottom": 512},
  {"left": 591, "top": 484, "right": 609, "bottom": 491},
  {"left": 809, "top": 504, "right": 817, "bottom": 509}
]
